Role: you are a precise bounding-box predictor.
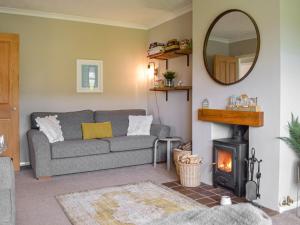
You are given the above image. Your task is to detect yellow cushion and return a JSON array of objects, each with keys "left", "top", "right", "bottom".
[{"left": 81, "top": 122, "right": 113, "bottom": 140}]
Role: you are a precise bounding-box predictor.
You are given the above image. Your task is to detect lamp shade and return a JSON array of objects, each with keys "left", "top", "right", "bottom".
[{"left": 147, "top": 62, "right": 155, "bottom": 79}]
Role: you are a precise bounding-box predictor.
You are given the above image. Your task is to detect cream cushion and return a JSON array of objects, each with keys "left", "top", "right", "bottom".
[
  {"left": 35, "top": 115, "right": 64, "bottom": 143},
  {"left": 127, "top": 115, "right": 153, "bottom": 136}
]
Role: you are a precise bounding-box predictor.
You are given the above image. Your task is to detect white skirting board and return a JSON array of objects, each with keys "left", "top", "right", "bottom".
[
  {"left": 279, "top": 200, "right": 300, "bottom": 213},
  {"left": 20, "top": 162, "right": 30, "bottom": 167}
]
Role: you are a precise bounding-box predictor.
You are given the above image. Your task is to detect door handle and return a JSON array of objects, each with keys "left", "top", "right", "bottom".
[{"left": 12, "top": 107, "right": 17, "bottom": 111}]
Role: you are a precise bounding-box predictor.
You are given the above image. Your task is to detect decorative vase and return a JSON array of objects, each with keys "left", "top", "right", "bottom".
[{"left": 165, "top": 79, "right": 174, "bottom": 87}]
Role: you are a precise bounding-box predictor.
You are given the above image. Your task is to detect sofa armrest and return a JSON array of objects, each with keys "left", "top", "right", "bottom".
[
  {"left": 151, "top": 124, "right": 170, "bottom": 138},
  {"left": 0, "top": 157, "right": 15, "bottom": 225},
  {"left": 27, "top": 130, "right": 51, "bottom": 178}
]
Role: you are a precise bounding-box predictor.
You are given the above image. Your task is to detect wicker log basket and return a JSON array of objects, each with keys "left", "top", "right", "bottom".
[
  {"left": 173, "top": 141, "right": 192, "bottom": 176},
  {"left": 172, "top": 142, "right": 202, "bottom": 187},
  {"left": 178, "top": 155, "right": 201, "bottom": 187},
  {"left": 173, "top": 149, "right": 191, "bottom": 175}
]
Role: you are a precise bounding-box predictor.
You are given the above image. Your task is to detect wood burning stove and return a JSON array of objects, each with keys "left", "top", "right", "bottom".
[{"left": 212, "top": 126, "right": 249, "bottom": 197}]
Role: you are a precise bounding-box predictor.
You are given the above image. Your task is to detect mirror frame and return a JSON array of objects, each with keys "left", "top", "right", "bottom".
[{"left": 203, "top": 9, "right": 261, "bottom": 85}]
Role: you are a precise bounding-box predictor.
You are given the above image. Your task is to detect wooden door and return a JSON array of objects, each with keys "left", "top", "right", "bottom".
[
  {"left": 213, "top": 55, "right": 238, "bottom": 84},
  {"left": 0, "top": 33, "right": 19, "bottom": 171}
]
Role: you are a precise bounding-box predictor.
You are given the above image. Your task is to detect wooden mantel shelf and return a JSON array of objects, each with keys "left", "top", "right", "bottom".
[{"left": 198, "top": 108, "right": 264, "bottom": 127}]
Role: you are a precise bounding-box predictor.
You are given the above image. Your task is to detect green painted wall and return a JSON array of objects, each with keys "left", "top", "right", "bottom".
[{"left": 0, "top": 13, "right": 148, "bottom": 162}]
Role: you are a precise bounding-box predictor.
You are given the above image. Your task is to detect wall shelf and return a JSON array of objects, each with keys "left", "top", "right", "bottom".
[
  {"left": 148, "top": 48, "right": 192, "bottom": 69},
  {"left": 150, "top": 86, "right": 192, "bottom": 101},
  {"left": 198, "top": 108, "right": 264, "bottom": 127}
]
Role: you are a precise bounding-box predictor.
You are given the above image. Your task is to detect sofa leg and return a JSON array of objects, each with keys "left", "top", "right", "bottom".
[{"left": 37, "top": 176, "right": 52, "bottom": 180}]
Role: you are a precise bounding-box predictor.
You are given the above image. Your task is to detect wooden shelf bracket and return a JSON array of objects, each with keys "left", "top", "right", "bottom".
[
  {"left": 164, "top": 90, "right": 190, "bottom": 101},
  {"left": 187, "top": 54, "right": 189, "bottom": 66},
  {"left": 148, "top": 48, "right": 192, "bottom": 70},
  {"left": 163, "top": 54, "right": 189, "bottom": 69},
  {"left": 174, "top": 52, "right": 190, "bottom": 67}
]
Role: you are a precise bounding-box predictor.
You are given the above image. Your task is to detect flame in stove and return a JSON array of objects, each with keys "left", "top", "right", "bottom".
[
  {"left": 217, "top": 150, "right": 232, "bottom": 173},
  {"left": 219, "top": 160, "right": 232, "bottom": 173}
]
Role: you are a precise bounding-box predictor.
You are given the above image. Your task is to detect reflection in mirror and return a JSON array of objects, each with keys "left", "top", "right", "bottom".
[{"left": 204, "top": 10, "right": 260, "bottom": 85}]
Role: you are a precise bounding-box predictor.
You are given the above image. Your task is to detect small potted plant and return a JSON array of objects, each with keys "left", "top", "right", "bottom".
[{"left": 163, "top": 71, "right": 176, "bottom": 87}]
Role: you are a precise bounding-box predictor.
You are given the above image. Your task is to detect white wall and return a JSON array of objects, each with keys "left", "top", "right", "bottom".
[
  {"left": 193, "top": 0, "right": 281, "bottom": 210},
  {"left": 279, "top": 0, "right": 300, "bottom": 211},
  {"left": 147, "top": 12, "right": 192, "bottom": 141}
]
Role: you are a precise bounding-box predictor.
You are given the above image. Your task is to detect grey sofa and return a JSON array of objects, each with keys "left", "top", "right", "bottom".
[
  {"left": 0, "top": 157, "right": 15, "bottom": 225},
  {"left": 27, "top": 109, "right": 170, "bottom": 179}
]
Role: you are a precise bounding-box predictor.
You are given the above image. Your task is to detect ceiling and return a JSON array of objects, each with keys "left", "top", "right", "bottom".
[
  {"left": 210, "top": 11, "right": 257, "bottom": 43},
  {"left": 0, "top": 0, "right": 192, "bottom": 29}
]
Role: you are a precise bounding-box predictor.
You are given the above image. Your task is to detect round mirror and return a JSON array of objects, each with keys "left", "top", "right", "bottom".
[{"left": 203, "top": 9, "right": 260, "bottom": 85}]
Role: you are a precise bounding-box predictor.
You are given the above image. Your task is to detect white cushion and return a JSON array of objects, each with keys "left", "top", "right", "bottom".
[
  {"left": 35, "top": 115, "right": 64, "bottom": 143},
  {"left": 127, "top": 115, "right": 153, "bottom": 136}
]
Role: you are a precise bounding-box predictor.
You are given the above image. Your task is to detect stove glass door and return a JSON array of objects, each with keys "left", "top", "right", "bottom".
[{"left": 217, "top": 149, "right": 233, "bottom": 173}]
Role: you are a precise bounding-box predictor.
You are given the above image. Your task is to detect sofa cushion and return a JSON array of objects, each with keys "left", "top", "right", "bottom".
[
  {"left": 31, "top": 110, "right": 94, "bottom": 140},
  {"left": 127, "top": 115, "right": 153, "bottom": 136},
  {"left": 95, "top": 109, "right": 146, "bottom": 137},
  {"left": 51, "top": 139, "right": 109, "bottom": 159},
  {"left": 35, "top": 115, "right": 64, "bottom": 143},
  {"left": 105, "top": 135, "right": 157, "bottom": 152},
  {"left": 82, "top": 122, "right": 113, "bottom": 140}
]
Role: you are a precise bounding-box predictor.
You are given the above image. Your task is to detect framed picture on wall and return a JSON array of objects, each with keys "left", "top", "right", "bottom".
[{"left": 76, "top": 59, "right": 103, "bottom": 93}]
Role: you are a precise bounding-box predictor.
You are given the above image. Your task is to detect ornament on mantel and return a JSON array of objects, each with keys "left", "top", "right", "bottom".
[
  {"left": 202, "top": 98, "right": 209, "bottom": 109},
  {"left": 226, "top": 94, "right": 261, "bottom": 112}
]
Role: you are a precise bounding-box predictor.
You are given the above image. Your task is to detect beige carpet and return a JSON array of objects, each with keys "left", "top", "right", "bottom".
[
  {"left": 15, "top": 164, "right": 300, "bottom": 225},
  {"left": 57, "top": 181, "right": 205, "bottom": 225},
  {"left": 16, "top": 164, "right": 177, "bottom": 225}
]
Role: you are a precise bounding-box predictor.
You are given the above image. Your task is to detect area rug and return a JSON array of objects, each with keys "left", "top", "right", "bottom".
[{"left": 56, "top": 181, "right": 205, "bottom": 225}]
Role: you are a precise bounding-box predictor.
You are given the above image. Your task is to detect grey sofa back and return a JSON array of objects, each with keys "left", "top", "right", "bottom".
[
  {"left": 95, "top": 109, "right": 146, "bottom": 136},
  {"left": 30, "top": 109, "right": 146, "bottom": 139},
  {"left": 31, "top": 110, "right": 94, "bottom": 140}
]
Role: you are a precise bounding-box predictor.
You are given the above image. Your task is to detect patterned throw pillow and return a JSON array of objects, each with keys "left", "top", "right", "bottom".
[{"left": 35, "top": 115, "right": 64, "bottom": 143}]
